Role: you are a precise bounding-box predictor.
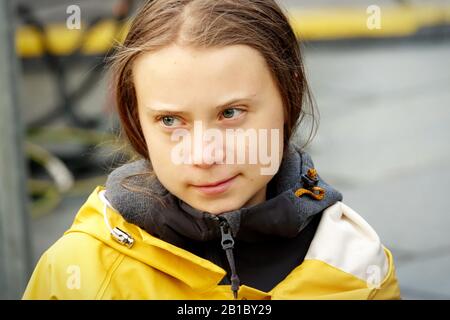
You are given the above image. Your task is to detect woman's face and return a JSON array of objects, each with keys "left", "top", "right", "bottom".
[{"left": 133, "top": 44, "right": 285, "bottom": 214}]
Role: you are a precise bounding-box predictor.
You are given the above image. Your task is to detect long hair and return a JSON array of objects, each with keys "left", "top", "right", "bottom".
[{"left": 110, "top": 0, "right": 318, "bottom": 162}]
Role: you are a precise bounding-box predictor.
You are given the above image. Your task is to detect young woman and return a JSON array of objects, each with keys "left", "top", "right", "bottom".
[{"left": 23, "top": 0, "right": 401, "bottom": 300}]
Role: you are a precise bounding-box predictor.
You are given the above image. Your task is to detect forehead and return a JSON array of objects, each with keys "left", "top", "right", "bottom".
[{"left": 132, "top": 44, "right": 273, "bottom": 107}]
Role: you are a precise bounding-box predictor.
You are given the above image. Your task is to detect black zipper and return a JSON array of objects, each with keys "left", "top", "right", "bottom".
[{"left": 212, "top": 215, "right": 241, "bottom": 299}]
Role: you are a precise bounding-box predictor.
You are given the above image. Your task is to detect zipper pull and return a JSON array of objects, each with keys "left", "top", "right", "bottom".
[
  {"left": 219, "top": 218, "right": 234, "bottom": 250},
  {"left": 217, "top": 217, "right": 240, "bottom": 299}
]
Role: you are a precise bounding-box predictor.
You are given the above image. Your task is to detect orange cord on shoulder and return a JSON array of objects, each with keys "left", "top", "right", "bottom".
[
  {"left": 295, "top": 186, "right": 325, "bottom": 200},
  {"left": 295, "top": 168, "right": 325, "bottom": 200}
]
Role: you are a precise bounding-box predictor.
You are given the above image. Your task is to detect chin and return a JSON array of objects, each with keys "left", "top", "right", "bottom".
[{"left": 197, "top": 200, "right": 242, "bottom": 215}]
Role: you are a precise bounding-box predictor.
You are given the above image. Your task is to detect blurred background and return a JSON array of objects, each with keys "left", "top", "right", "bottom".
[{"left": 1, "top": 0, "right": 450, "bottom": 299}]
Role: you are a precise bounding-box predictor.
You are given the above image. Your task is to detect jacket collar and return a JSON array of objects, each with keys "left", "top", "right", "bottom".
[
  {"left": 103, "top": 142, "right": 343, "bottom": 248},
  {"left": 66, "top": 140, "right": 344, "bottom": 293}
]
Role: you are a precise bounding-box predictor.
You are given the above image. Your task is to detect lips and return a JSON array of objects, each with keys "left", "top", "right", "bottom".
[
  {"left": 193, "top": 175, "right": 238, "bottom": 188},
  {"left": 191, "top": 174, "right": 239, "bottom": 195}
]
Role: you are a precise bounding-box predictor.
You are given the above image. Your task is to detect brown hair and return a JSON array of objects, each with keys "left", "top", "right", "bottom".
[{"left": 110, "top": 0, "right": 318, "bottom": 163}]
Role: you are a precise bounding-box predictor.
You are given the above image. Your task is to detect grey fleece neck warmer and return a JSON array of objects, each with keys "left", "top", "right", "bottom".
[{"left": 104, "top": 143, "right": 343, "bottom": 248}]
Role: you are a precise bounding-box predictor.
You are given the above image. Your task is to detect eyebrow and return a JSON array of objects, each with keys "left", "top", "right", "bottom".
[{"left": 145, "top": 95, "right": 256, "bottom": 115}]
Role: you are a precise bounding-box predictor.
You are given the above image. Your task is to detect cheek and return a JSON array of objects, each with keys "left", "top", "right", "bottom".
[
  {"left": 147, "top": 138, "right": 173, "bottom": 167},
  {"left": 269, "top": 107, "right": 285, "bottom": 129},
  {"left": 145, "top": 136, "right": 185, "bottom": 194},
  {"left": 140, "top": 116, "right": 168, "bottom": 153},
  {"left": 141, "top": 127, "right": 173, "bottom": 169},
  {"left": 254, "top": 108, "right": 284, "bottom": 149},
  {"left": 253, "top": 104, "right": 284, "bottom": 130},
  {"left": 241, "top": 165, "right": 273, "bottom": 194}
]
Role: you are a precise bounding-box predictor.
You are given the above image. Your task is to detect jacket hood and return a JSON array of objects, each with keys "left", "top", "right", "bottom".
[{"left": 104, "top": 142, "right": 343, "bottom": 248}]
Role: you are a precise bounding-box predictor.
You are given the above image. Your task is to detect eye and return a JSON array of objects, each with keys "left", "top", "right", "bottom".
[
  {"left": 158, "top": 115, "right": 182, "bottom": 127},
  {"left": 220, "top": 107, "right": 245, "bottom": 120}
]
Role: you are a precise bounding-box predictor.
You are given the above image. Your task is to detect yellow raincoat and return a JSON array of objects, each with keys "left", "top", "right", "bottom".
[{"left": 23, "top": 186, "right": 401, "bottom": 300}]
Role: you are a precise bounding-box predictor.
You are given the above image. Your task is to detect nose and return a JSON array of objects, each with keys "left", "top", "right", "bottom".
[{"left": 191, "top": 135, "right": 225, "bottom": 169}]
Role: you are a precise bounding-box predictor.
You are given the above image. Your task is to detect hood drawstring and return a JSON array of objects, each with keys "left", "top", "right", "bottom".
[
  {"left": 218, "top": 217, "right": 240, "bottom": 300},
  {"left": 99, "top": 190, "right": 135, "bottom": 248}
]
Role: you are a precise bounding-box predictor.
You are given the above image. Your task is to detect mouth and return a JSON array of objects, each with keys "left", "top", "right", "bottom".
[{"left": 191, "top": 174, "right": 239, "bottom": 195}]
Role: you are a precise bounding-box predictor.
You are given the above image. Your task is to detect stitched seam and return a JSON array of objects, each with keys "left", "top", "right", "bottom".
[{"left": 95, "top": 253, "right": 125, "bottom": 299}]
